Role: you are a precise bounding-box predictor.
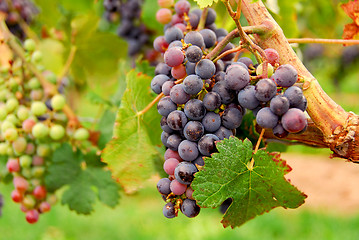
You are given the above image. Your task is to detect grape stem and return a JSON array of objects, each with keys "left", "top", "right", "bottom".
[
  {"left": 212, "top": 45, "right": 243, "bottom": 63},
  {"left": 197, "top": 7, "right": 208, "bottom": 31},
  {"left": 57, "top": 45, "right": 77, "bottom": 86},
  {"left": 288, "top": 38, "right": 359, "bottom": 45},
  {"left": 249, "top": 128, "right": 265, "bottom": 169}
]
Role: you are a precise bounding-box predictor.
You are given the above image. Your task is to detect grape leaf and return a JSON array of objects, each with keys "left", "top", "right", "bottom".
[
  {"left": 102, "top": 70, "right": 162, "bottom": 194},
  {"left": 194, "top": 0, "right": 218, "bottom": 8},
  {"left": 62, "top": 167, "right": 120, "bottom": 214},
  {"left": 192, "top": 137, "right": 306, "bottom": 228}
]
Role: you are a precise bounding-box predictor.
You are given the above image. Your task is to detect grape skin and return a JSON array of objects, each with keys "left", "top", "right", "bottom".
[
  {"left": 183, "top": 75, "right": 203, "bottom": 95},
  {"left": 214, "top": 126, "right": 233, "bottom": 140},
  {"left": 163, "top": 158, "right": 180, "bottom": 175},
  {"left": 157, "top": 97, "right": 177, "bottom": 117},
  {"left": 202, "top": 112, "right": 221, "bottom": 132},
  {"left": 163, "top": 202, "right": 176, "bottom": 218},
  {"left": 164, "top": 47, "right": 184, "bottom": 67},
  {"left": 270, "top": 95, "right": 290, "bottom": 116},
  {"left": 272, "top": 64, "right": 298, "bottom": 88},
  {"left": 212, "top": 81, "right": 235, "bottom": 104},
  {"left": 167, "top": 134, "right": 182, "bottom": 151},
  {"left": 185, "top": 45, "right": 203, "bottom": 63},
  {"left": 170, "top": 84, "right": 190, "bottom": 104},
  {"left": 254, "top": 78, "right": 277, "bottom": 102},
  {"left": 184, "top": 31, "right": 205, "bottom": 49},
  {"left": 281, "top": 108, "right": 307, "bottom": 133},
  {"left": 284, "top": 86, "right": 304, "bottom": 107},
  {"left": 174, "top": 161, "right": 198, "bottom": 185},
  {"left": 237, "top": 85, "right": 260, "bottom": 110},
  {"left": 198, "top": 134, "right": 219, "bottom": 156},
  {"left": 195, "top": 59, "right": 216, "bottom": 79},
  {"left": 256, "top": 107, "right": 278, "bottom": 129},
  {"left": 167, "top": 110, "right": 188, "bottom": 131},
  {"left": 170, "top": 179, "right": 187, "bottom": 195},
  {"left": 203, "top": 92, "right": 221, "bottom": 111},
  {"left": 225, "top": 65, "right": 250, "bottom": 91},
  {"left": 183, "top": 121, "right": 204, "bottom": 141},
  {"left": 181, "top": 199, "right": 200, "bottom": 218},
  {"left": 151, "top": 74, "right": 170, "bottom": 94},
  {"left": 221, "top": 107, "right": 243, "bottom": 129},
  {"left": 164, "top": 26, "right": 184, "bottom": 43},
  {"left": 184, "top": 99, "right": 206, "bottom": 120},
  {"left": 178, "top": 140, "right": 199, "bottom": 161},
  {"left": 199, "top": 29, "right": 217, "bottom": 48}
]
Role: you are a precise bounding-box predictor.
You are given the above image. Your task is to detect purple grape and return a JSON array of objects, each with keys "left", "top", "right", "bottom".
[
  {"left": 193, "top": 155, "right": 205, "bottom": 166},
  {"left": 162, "top": 81, "right": 175, "bottom": 96},
  {"left": 214, "top": 126, "right": 233, "bottom": 140},
  {"left": 174, "top": 0, "right": 190, "bottom": 16},
  {"left": 270, "top": 95, "right": 290, "bottom": 116},
  {"left": 168, "top": 40, "right": 183, "bottom": 49},
  {"left": 284, "top": 86, "right": 304, "bottom": 107},
  {"left": 195, "top": 59, "right": 216, "bottom": 79},
  {"left": 181, "top": 199, "right": 200, "bottom": 218},
  {"left": 185, "top": 45, "right": 203, "bottom": 63},
  {"left": 164, "top": 26, "right": 184, "bottom": 43},
  {"left": 170, "top": 84, "right": 191, "bottom": 104},
  {"left": 256, "top": 107, "right": 278, "bottom": 129},
  {"left": 167, "top": 110, "right": 188, "bottom": 130},
  {"left": 214, "top": 28, "right": 228, "bottom": 38},
  {"left": 237, "top": 85, "right": 260, "bottom": 110},
  {"left": 163, "top": 158, "right": 180, "bottom": 175},
  {"left": 199, "top": 29, "right": 217, "bottom": 48},
  {"left": 272, "top": 123, "right": 289, "bottom": 138},
  {"left": 281, "top": 108, "right": 307, "bottom": 133},
  {"left": 174, "top": 161, "right": 198, "bottom": 185},
  {"left": 157, "top": 97, "right": 177, "bottom": 117},
  {"left": 202, "top": 112, "right": 221, "bottom": 132},
  {"left": 161, "top": 131, "right": 170, "bottom": 147},
  {"left": 203, "top": 92, "right": 221, "bottom": 111},
  {"left": 254, "top": 78, "right": 277, "bottom": 102},
  {"left": 151, "top": 74, "right": 170, "bottom": 94},
  {"left": 167, "top": 134, "right": 183, "bottom": 151},
  {"left": 183, "top": 75, "right": 204, "bottom": 95},
  {"left": 155, "top": 63, "right": 172, "bottom": 76},
  {"left": 212, "top": 81, "right": 235, "bottom": 104},
  {"left": 178, "top": 140, "right": 199, "bottom": 161},
  {"left": 157, "top": 178, "right": 171, "bottom": 195},
  {"left": 198, "top": 134, "right": 219, "bottom": 156},
  {"left": 186, "top": 62, "right": 196, "bottom": 75},
  {"left": 183, "top": 121, "right": 204, "bottom": 141},
  {"left": 225, "top": 65, "right": 250, "bottom": 91},
  {"left": 221, "top": 107, "right": 243, "bottom": 129},
  {"left": 204, "top": 8, "right": 216, "bottom": 26},
  {"left": 163, "top": 202, "right": 176, "bottom": 218},
  {"left": 237, "top": 57, "right": 254, "bottom": 68},
  {"left": 184, "top": 99, "right": 206, "bottom": 120},
  {"left": 161, "top": 116, "right": 174, "bottom": 133},
  {"left": 184, "top": 31, "right": 205, "bottom": 48},
  {"left": 272, "top": 64, "right": 298, "bottom": 87},
  {"left": 164, "top": 47, "right": 184, "bottom": 67}
]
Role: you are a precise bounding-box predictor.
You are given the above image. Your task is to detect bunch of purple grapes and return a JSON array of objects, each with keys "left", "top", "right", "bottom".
[
  {"left": 103, "top": 0, "right": 149, "bottom": 56},
  {"left": 151, "top": 0, "right": 308, "bottom": 219},
  {"left": 0, "top": 0, "right": 38, "bottom": 40}
]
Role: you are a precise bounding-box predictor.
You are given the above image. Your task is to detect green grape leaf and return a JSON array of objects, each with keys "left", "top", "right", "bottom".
[
  {"left": 276, "top": 0, "right": 299, "bottom": 38},
  {"left": 102, "top": 70, "right": 162, "bottom": 193},
  {"left": 45, "top": 143, "right": 81, "bottom": 192},
  {"left": 192, "top": 137, "right": 306, "bottom": 228},
  {"left": 194, "top": 0, "right": 218, "bottom": 8},
  {"left": 97, "top": 110, "right": 117, "bottom": 150}
]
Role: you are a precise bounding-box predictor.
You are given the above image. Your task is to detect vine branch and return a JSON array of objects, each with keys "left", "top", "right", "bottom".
[{"left": 288, "top": 38, "right": 359, "bottom": 45}]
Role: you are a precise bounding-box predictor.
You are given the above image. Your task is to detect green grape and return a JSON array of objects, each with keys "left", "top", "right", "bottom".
[
  {"left": 0, "top": 143, "right": 10, "bottom": 155},
  {"left": 31, "top": 50, "right": 43, "bottom": 63},
  {"left": 32, "top": 166, "right": 45, "bottom": 178},
  {"left": 31, "top": 101, "right": 47, "bottom": 116},
  {"left": 0, "top": 105, "right": 8, "bottom": 120},
  {"left": 12, "top": 137, "right": 27, "bottom": 154},
  {"left": 22, "top": 168, "right": 32, "bottom": 178},
  {"left": 6, "top": 98, "right": 19, "bottom": 113},
  {"left": 28, "top": 77, "right": 41, "bottom": 89},
  {"left": 44, "top": 71, "right": 57, "bottom": 84},
  {"left": 24, "top": 39, "right": 36, "bottom": 52},
  {"left": 73, "top": 128, "right": 90, "bottom": 140},
  {"left": 5, "top": 114, "right": 20, "bottom": 125},
  {"left": 23, "top": 195, "right": 36, "bottom": 209},
  {"left": 1, "top": 120, "right": 15, "bottom": 132},
  {"left": 17, "top": 106, "right": 30, "bottom": 121},
  {"left": 256, "top": 63, "right": 274, "bottom": 77},
  {"left": 3, "top": 128, "right": 18, "bottom": 141},
  {"left": 51, "top": 94, "right": 66, "bottom": 111},
  {"left": 32, "top": 123, "right": 49, "bottom": 139},
  {"left": 36, "top": 144, "right": 51, "bottom": 157},
  {"left": 19, "top": 155, "right": 32, "bottom": 168},
  {"left": 50, "top": 124, "right": 65, "bottom": 140}
]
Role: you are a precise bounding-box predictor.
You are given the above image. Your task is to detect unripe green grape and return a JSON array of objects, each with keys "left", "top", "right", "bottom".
[
  {"left": 44, "top": 71, "right": 57, "bottom": 84},
  {"left": 7, "top": 78, "right": 18, "bottom": 90},
  {"left": 30, "top": 89, "right": 44, "bottom": 101},
  {"left": 31, "top": 50, "right": 42, "bottom": 63},
  {"left": 51, "top": 94, "right": 66, "bottom": 111},
  {"left": 19, "top": 155, "right": 32, "bottom": 168},
  {"left": 0, "top": 143, "right": 10, "bottom": 155},
  {"left": 1, "top": 120, "right": 15, "bottom": 132},
  {"left": 23, "top": 195, "right": 36, "bottom": 209},
  {"left": 3, "top": 128, "right": 18, "bottom": 141},
  {"left": 24, "top": 39, "right": 36, "bottom": 52},
  {"left": 12, "top": 137, "right": 27, "bottom": 154},
  {"left": 256, "top": 63, "right": 274, "bottom": 78},
  {"left": 0, "top": 105, "right": 7, "bottom": 120},
  {"left": 31, "top": 101, "right": 47, "bottom": 116},
  {"left": 73, "top": 128, "right": 90, "bottom": 140},
  {"left": 5, "top": 114, "right": 19, "bottom": 125},
  {"left": 50, "top": 124, "right": 65, "bottom": 140},
  {"left": 22, "top": 168, "right": 32, "bottom": 178},
  {"left": 32, "top": 166, "right": 45, "bottom": 178},
  {"left": 6, "top": 98, "right": 19, "bottom": 113},
  {"left": 17, "top": 106, "right": 30, "bottom": 121},
  {"left": 36, "top": 144, "right": 51, "bottom": 157},
  {"left": 0, "top": 89, "right": 9, "bottom": 101},
  {"left": 32, "top": 123, "right": 49, "bottom": 139},
  {"left": 28, "top": 77, "right": 41, "bottom": 89}
]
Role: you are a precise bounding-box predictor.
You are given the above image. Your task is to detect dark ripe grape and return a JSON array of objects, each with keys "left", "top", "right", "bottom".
[
  {"left": 161, "top": 131, "right": 170, "bottom": 147},
  {"left": 161, "top": 116, "right": 174, "bottom": 133},
  {"left": 214, "top": 71, "right": 225, "bottom": 82},
  {"left": 188, "top": 12, "right": 200, "bottom": 29},
  {"left": 163, "top": 158, "right": 180, "bottom": 175},
  {"left": 193, "top": 155, "right": 205, "bottom": 166},
  {"left": 281, "top": 108, "right": 307, "bottom": 133},
  {"left": 222, "top": 107, "right": 243, "bottom": 129},
  {"left": 184, "top": 99, "right": 206, "bottom": 120},
  {"left": 175, "top": 23, "right": 187, "bottom": 32},
  {"left": 202, "top": 112, "right": 221, "bottom": 132},
  {"left": 214, "top": 126, "right": 233, "bottom": 140},
  {"left": 195, "top": 59, "right": 216, "bottom": 79},
  {"left": 183, "top": 75, "right": 203, "bottom": 95},
  {"left": 170, "top": 179, "right": 187, "bottom": 195},
  {"left": 164, "top": 27, "right": 184, "bottom": 43},
  {"left": 237, "top": 85, "right": 260, "bottom": 110},
  {"left": 199, "top": 29, "right": 217, "bottom": 48},
  {"left": 157, "top": 178, "right": 172, "bottom": 195},
  {"left": 168, "top": 40, "right": 183, "bottom": 49},
  {"left": 178, "top": 140, "right": 199, "bottom": 161},
  {"left": 270, "top": 95, "right": 290, "bottom": 116},
  {"left": 164, "top": 47, "right": 184, "bottom": 67},
  {"left": 272, "top": 64, "right": 298, "bottom": 87},
  {"left": 283, "top": 86, "right": 304, "bottom": 107},
  {"left": 205, "top": 8, "right": 216, "bottom": 26},
  {"left": 214, "top": 28, "right": 228, "bottom": 38},
  {"left": 157, "top": 96, "right": 177, "bottom": 117},
  {"left": 215, "top": 60, "right": 225, "bottom": 72},
  {"left": 156, "top": 8, "right": 172, "bottom": 24},
  {"left": 225, "top": 65, "right": 250, "bottom": 91},
  {"left": 162, "top": 81, "right": 175, "bottom": 96},
  {"left": 186, "top": 62, "right": 196, "bottom": 75},
  {"left": 183, "top": 121, "right": 204, "bottom": 141},
  {"left": 163, "top": 202, "right": 176, "bottom": 218},
  {"left": 153, "top": 36, "right": 169, "bottom": 53},
  {"left": 291, "top": 95, "right": 307, "bottom": 112},
  {"left": 174, "top": 0, "right": 190, "bottom": 16},
  {"left": 171, "top": 64, "right": 186, "bottom": 79},
  {"left": 169, "top": 84, "right": 190, "bottom": 104},
  {"left": 191, "top": 8, "right": 202, "bottom": 18},
  {"left": 151, "top": 74, "right": 170, "bottom": 94},
  {"left": 167, "top": 134, "right": 183, "bottom": 151},
  {"left": 171, "top": 14, "right": 183, "bottom": 25},
  {"left": 155, "top": 63, "right": 172, "bottom": 76},
  {"left": 167, "top": 110, "right": 188, "bottom": 130},
  {"left": 185, "top": 45, "right": 203, "bottom": 63},
  {"left": 181, "top": 199, "right": 200, "bottom": 218},
  {"left": 230, "top": 61, "right": 248, "bottom": 70},
  {"left": 164, "top": 148, "right": 182, "bottom": 161},
  {"left": 203, "top": 92, "right": 221, "bottom": 111},
  {"left": 207, "top": 23, "right": 216, "bottom": 31},
  {"left": 237, "top": 57, "right": 254, "bottom": 68},
  {"left": 174, "top": 162, "right": 198, "bottom": 185},
  {"left": 272, "top": 123, "right": 289, "bottom": 138},
  {"left": 219, "top": 42, "right": 235, "bottom": 61},
  {"left": 184, "top": 31, "right": 205, "bottom": 49},
  {"left": 254, "top": 78, "right": 277, "bottom": 102},
  {"left": 186, "top": 187, "right": 194, "bottom": 200},
  {"left": 212, "top": 81, "right": 235, "bottom": 104},
  {"left": 256, "top": 107, "right": 278, "bottom": 129},
  {"left": 264, "top": 48, "right": 280, "bottom": 66},
  {"left": 198, "top": 134, "right": 219, "bottom": 156},
  {"left": 219, "top": 198, "right": 232, "bottom": 214}
]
